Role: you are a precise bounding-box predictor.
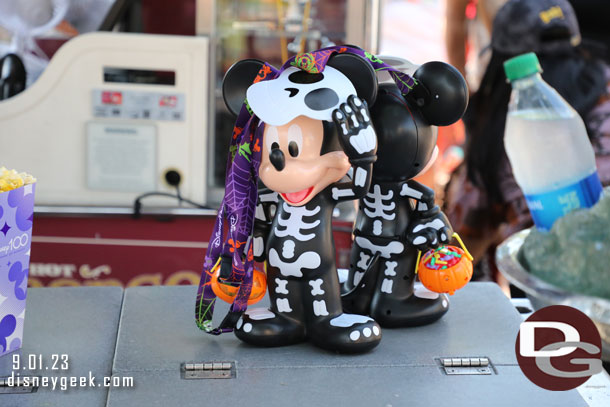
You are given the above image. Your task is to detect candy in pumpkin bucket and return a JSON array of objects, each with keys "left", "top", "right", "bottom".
[{"left": 416, "top": 233, "right": 474, "bottom": 295}]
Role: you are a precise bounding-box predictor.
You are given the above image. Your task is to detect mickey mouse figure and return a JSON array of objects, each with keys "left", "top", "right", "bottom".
[
  {"left": 219, "top": 49, "right": 384, "bottom": 353},
  {"left": 341, "top": 59, "right": 469, "bottom": 328}
]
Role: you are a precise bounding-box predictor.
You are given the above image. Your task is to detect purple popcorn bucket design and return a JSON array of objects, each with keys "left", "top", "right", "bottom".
[{"left": 0, "top": 183, "right": 35, "bottom": 357}]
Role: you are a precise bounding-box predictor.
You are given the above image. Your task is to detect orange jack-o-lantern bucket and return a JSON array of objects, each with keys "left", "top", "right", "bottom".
[
  {"left": 210, "top": 260, "right": 267, "bottom": 305},
  {"left": 416, "top": 233, "right": 473, "bottom": 295}
]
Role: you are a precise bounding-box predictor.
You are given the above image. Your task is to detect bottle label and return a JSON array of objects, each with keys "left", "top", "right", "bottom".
[{"left": 524, "top": 172, "right": 603, "bottom": 231}]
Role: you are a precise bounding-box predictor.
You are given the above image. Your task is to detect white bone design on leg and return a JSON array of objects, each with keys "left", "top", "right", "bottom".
[
  {"left": 356, "top": 253, "right": 370, "bottom": 270},
  {"left": 373, "top": 220, "right": 382, "bottom": 235},
  {"left": 355, "top": 236, "right": 404, "bottom": 259},
  {"left": 275, "top": 278, "right": 289, "bottom": 295},
  {"left": 245, "top": 308, "right": 276, "bottom": 320},
  {"left": 313, "top": 300, "right": 329, "bottom": 316},
  {"left": 282, "top": 240, "right": 295, "bottom": 259},
  {"left": 309, "top": 279, "right": 325, "bottom": 296},
  {"left": 381, "top": 278, "right": 394, "bottom": 294},
  {"left": 400, "top": 183, "right": 423, "bottom": 199},
  {"left": 353, "top": 271, "right": 365, "bottom": 286},
  {"left": 363, "top": 185, "right": 395, "bottom": 220},
  {"left": 330, "top": 313, "right": 373, "bottom": 327},
  {"left": 412, "top": 218, "right": 446, "bottom": 233},
  {"left": 384, "top": 261, "right": 397, "bottom": 276},
  {"left": 331, "top": 187, "right": 355, "bottom": 201},
  {"left": 274, "top": 203, "right": 320, "bottom": 241},
  {"left": 269, "top": 249, "right": 321, "bottom": 277},
  {"left": 276, "top": 298, "right": 293, "bottom": 313},
  {"left": 354, "top": 167, "right": 368, "bottom": 187}
]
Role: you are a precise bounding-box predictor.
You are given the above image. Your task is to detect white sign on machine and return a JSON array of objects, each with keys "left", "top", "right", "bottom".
[{"left": 86, "top": 122, "right": 157, "bottom": 192}]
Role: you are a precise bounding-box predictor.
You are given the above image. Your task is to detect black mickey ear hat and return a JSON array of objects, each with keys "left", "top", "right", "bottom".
[
  {"left": 408, "top": 61, "right": 469, "bottom": 126},
  {"left": 327, "top": 52, "right": 378, "bottom": 106},
  {"left": 222, "top": 59, "right": 269, "bottom": 116}
]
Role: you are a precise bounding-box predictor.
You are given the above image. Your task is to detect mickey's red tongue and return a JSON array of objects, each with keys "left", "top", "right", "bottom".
[{"left": 282, "top": 187, "right": 313, "bottom": 204}]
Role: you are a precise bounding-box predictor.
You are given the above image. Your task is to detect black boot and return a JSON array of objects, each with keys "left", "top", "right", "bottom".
[
  {"left": 234, "top": 273, "right": 306, "bottom": 347},
  {"left": 304, "top": 267, "right": 381, "bottom": 353}
]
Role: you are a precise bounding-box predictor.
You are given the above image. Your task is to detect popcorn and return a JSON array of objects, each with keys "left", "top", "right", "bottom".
[{"left": 0, "top": 167, "right": 36, "bottom": 193}]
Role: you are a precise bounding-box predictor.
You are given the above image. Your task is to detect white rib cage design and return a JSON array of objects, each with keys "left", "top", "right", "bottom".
[
  {"left": 274, "top": 203, "right": 321, "bottom": 241},
  {"left": 363, "top": 184, "right": 395, "bottom": 220}
]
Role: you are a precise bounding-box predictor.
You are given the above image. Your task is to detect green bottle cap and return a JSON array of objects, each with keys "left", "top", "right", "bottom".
[{"left": 503, "top": 52, "right": 542, "bottom": 82}]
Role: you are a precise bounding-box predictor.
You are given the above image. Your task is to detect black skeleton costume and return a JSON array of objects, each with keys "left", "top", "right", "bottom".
[
  {"left": 226, "top": 52, "right": 385, "bottom": 353},
  {"left": 342, "top": 62, "right": 469, "bottom": 327}
]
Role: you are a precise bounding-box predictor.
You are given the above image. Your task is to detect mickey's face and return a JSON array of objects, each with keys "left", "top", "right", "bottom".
[{"left": 259, "top": 115, "right": 350, "bottom": 206}]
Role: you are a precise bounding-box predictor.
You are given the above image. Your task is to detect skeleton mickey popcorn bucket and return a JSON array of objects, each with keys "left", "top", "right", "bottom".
[
  {"left": 0, "top": 168, "right": 36, "bottom": 357},
  {"left": 195, "top": 46, "right": 469, "bottom": 353}
]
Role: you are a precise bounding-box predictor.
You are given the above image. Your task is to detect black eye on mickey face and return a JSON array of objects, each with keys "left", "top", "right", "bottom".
[
  {"left": 288, "top": 142, "right": 298, "bottom": 157},
  {"left": 287, "top": 124, "right": 302, "bottom": 158}
]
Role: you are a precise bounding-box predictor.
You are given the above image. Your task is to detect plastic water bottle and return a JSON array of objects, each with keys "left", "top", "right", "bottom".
[{"left": 503, "top": 52, "right": 603, "bottom": 231}]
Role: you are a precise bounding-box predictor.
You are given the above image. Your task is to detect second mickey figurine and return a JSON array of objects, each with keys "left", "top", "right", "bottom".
[{"left": 342, "top": 61, "right": 468, "bottom": 327}]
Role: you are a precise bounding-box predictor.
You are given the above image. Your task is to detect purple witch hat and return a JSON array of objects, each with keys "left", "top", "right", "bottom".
[{"left": 195, "top": 46, "right": 418, "bottom": 334}]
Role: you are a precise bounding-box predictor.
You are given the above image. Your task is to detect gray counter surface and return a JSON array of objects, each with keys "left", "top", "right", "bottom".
[
  {"left": 0, "top": 287, "right": 123, "bottom": 407},
  {"left": 107, "top": 283, "right": 586, "bottom": 407}
]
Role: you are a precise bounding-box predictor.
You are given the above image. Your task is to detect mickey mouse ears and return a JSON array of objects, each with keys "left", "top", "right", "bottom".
[
  {"left": 326, "top": 52, "right": 377, "bottom": 106},
  {"left": 222, "top": 58, "right": 267, "bottom": 116}
]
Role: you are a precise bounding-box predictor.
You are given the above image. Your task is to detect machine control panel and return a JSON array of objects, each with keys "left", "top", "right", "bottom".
[{"left": 92, "top": 89, "right": 186, "bottom": 121}]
